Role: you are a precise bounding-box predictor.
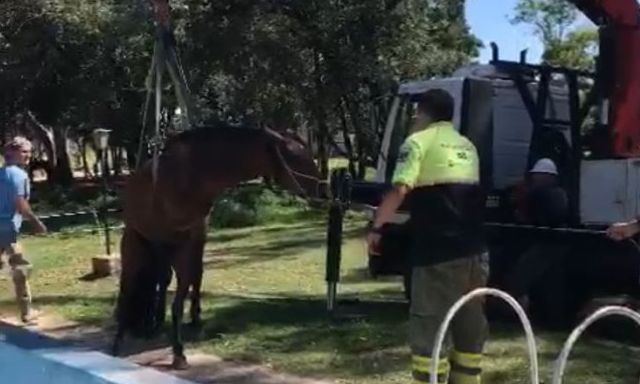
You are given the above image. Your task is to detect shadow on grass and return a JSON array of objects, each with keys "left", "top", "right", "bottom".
[
  {"left": 253, "top": 220, "right": 328, "bottom": 234},
  {"left": 207, "top": 231, "right": 255, "bottom": 244},
  {"left": 0, "top": 293, "right": 212, "bottom": 360},
  {"left": 208, "top": 209, "right": 328, "bottom": 233},
  {"left": 0, "top": 291, "right": 412, "bottom": 377},
  {"left": 203, "top": 225, "right": 366, "bottom": 270},
  {"left": 340, "top": 267, "right": 406, "bottom": 285},
  {"left": 3, "top": 290, "right": 640, "bottom": 382},
  {"left": 78, "top": 272, "right": 111, "bottom": 281},
  {"left": 194, "top": 293, "right": 410, "bottom": 377},
  {"left": 0, "top": 293, "right": 114, "bottom": 308},
  {"left": 194, "top": 291, "right": 640, "bottom": 380},
  {"left": 207, "top": 223, "right": 315, "bottom": 244}
]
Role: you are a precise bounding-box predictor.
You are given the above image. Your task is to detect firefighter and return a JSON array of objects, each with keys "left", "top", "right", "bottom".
[
  {"left": 367, "top": 89, "right": 488, "bottom": 384},
  {"left": 506, "top": 158, "right": 570, "bottom": 326}
]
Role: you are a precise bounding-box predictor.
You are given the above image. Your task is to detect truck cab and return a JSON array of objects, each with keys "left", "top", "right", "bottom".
[
  {"left": 356, "top": 59, "right": 640, "bottom": 321},
  {"left": 326, "top": 0, "right": 640, "bottom": 326},
  {"left": 372, "top": 63, "right": 571, "bottom": 223}
]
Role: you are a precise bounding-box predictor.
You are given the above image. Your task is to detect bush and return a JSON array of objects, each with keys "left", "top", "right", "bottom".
[
  {"left": 27, "top": 182, "right": 121, "bottom": 233},
  {"left": 31, "top": 183, "right": 119, "bottom": 214},
  {"left": 210, "top": 183, "right": 321, "bottom": 228},
  {"left": 29, "top": 180, "right": 324, "bottom": 231}
]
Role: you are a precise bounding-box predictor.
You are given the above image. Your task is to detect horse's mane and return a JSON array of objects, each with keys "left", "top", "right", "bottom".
[
  {"left": 160, "top": 123, "right": 310, "bottom": 160},
  {"left": 162, "top": 123, "right": 267, "bottom": 151}
]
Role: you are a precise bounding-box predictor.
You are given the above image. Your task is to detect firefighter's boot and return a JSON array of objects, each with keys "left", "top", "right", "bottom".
[
  {"left": 412, "top": 354, "right": 450, "bottom": 384},
  {"left": 449, "top": 350, "right": 482, "bottom": 384}
]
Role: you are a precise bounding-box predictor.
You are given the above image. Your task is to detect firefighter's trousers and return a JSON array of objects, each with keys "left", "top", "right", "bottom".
[{"left": 410, "top": 253, "right": 489, "bottom": 384}]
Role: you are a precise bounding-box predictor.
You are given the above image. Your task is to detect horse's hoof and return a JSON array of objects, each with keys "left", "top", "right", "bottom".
[{"left": 172, "top": 355, "right": 189, "bottom": 370}]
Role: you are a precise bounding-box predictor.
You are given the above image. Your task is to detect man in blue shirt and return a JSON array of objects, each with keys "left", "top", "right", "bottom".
[{"left": 0, "top": 137, "right": 47, "bottom": 324}]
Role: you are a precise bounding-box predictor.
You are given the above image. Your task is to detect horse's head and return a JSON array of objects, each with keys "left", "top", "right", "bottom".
[
  {"left": 263, "top": 128, "right": 323, "bottom": 199},
  {"left": 155, "top": 124, "right": 323, "bottom": 201}
]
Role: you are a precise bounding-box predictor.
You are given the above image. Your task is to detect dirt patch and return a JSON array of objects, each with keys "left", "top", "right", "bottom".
[
  {"left": 131, "top": 350, "right": 335, "bottom": 384},
  {"left": 0, "top": 310, "right": 335, "bottom": 384}
]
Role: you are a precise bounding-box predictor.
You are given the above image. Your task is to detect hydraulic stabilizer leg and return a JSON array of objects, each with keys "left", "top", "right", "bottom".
[
  {"left": 326, "top": 200, "right": 342, "bottom": 313},
  {"left": 325, "top": 169, "right": 352, "bottom": 315}
]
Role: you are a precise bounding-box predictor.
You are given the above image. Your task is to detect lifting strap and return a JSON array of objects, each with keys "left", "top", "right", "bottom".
[{"left": 135, "top": 0, "right": 197, "bottom": 184}]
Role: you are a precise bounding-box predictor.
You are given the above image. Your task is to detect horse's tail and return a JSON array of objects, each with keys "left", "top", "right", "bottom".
[{"left": 116, "top": 227, "right": 172, "bottom": 339}]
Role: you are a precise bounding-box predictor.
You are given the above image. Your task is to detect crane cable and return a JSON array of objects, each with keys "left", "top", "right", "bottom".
[{"left": 135, "top": 0, "right": 197, "bottom": 183}]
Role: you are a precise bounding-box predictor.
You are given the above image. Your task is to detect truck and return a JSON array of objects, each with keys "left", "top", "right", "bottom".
[{"left": 325, "top": 0, "right": 640, "bottom": 327}]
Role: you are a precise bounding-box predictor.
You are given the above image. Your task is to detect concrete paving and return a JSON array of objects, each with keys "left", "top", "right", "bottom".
[{"left": 0, "top": 313, "right": 335, "bottom": 384}]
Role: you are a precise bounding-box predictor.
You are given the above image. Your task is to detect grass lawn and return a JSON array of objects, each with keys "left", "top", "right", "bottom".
[{"left": 1, "top": 214, "right": 639, "bottom": 383}]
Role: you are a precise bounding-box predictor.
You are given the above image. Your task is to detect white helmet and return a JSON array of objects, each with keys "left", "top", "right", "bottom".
[{"left": 529, "top": 158, "right": 558, "bottom": 175}]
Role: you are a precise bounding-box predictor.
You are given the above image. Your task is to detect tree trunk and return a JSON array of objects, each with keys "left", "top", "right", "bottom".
[
  {"left": 316, "top": 118, "right": 329, "bottom": 180},
  {"left": 71, "top": 138, "right": 83, "bottom": 175},
  {"left": 344, "top": 96, "right": 367, "bottom": 180},
  {"left": 51, "top": 126, "right": 74, "bottom": 186},
  {"left": 80, "top": 138, "right": 91, "bottom": 179},
  {"left": 25, "top": 110, "right": 56, "bottom": 172},
  {"left": 113, "top": 147, "right": 124, "bottom": 176},
  {"left": 313, "top": 50, "right": 329, "bottom": 180},
  {"left": 337, "top": 102, "right": 357, "bottom": 177},
  {"left": 97, "top": 149, "right": 111, "bottom": 179},
  {"left": 304, "top": 122, "right": 315, "bottom": 155},
  {"left": 125, "top": 144, "right": 138, "bottom": 171}
]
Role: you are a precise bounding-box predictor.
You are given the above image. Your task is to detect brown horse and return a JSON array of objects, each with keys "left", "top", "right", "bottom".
[{"left": 111, "top": 123, "right": 322, "bottom": 368}]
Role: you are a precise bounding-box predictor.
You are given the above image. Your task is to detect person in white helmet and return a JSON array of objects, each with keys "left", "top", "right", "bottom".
[
  {"left": 530, "top": 157, "right": 558, "bottom": 174},
  {"left": 505, "top": 158, "right": 570, "bottom": 327},
  {"left": 515, "top": 158, "right": 568, "bottom": 226}
]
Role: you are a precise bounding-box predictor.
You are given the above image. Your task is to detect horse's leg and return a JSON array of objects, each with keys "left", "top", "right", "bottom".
[
  {"left": 170, "top": 279, "right": 190, "bottom": 369},
  {"left": 156, "top": 264, "right": 172, "bottom": 331},
  {"left": 112, "top": 312, "right": 125, "bottom": 356},
  {"left": 112, "top": 227, "right": 146, "bottom": 356},
  {"left": 189, "top": 224, "right": 206, "bottom": 328},
  {"left": 153, "top": 246, "right": 173, "bottom": 333},
  {"left": 189, "top": 258, "right": 203, "bottom": 328},
  {"left": 170, "top": 243, "right": 192, "bottom": 370}
]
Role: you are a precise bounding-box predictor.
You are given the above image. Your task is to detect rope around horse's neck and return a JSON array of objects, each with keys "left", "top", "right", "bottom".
[{"left": 274, "top": 145, "right": 323, "bottom": 199}]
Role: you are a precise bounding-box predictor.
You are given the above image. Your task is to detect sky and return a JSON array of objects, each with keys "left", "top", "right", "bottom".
[
  {"left": 465, "top": 0, "right": 544, "bottom": 64},
  {"left": 464, "top": 0, "right": 595, "bottom": 64}
]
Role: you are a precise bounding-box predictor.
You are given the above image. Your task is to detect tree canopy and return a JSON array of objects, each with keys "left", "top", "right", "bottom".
[
  {"left": 1, "top": 0, "right": 479, "bottom": 182},
  {"left": 511, "top": 0, "right": 598, "bottom": 71}
]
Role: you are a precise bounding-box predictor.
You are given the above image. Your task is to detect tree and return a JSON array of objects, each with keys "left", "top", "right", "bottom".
[
  {"left": 543, "top": 27, "right": 598, "bottom": 71},
  {"left": 511, "top": 0, "right": 578, "bottom": 44},
  {"left": 179, "top": 0, "right": 479, "bottom": 179},
  {"left": 511, "top": 0, "right": 597, "bottom": 70},
  {"left": 2, "top": 0, "right": 480, "bottom": 186},
  {"left": 0, "top": 1, "right": 152, "bottom": 183}
]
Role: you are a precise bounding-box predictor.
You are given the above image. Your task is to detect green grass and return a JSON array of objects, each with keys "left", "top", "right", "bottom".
[{"left": 1, "top": 215, "right": 639, "bottom": 383}]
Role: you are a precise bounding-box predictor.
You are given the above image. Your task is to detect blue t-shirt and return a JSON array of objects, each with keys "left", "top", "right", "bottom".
[{"left": 0, "top": 165, "right": 30, "bottom": 232}]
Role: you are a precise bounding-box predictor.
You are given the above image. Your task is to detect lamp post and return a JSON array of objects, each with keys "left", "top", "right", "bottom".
[{"left": 92, "top": 128, "right": 111, "bottom": 256}]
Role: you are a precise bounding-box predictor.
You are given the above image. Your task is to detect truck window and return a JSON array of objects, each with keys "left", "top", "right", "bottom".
[{"left": 385, "top": 97, "right": 416, "bottom": 181}]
